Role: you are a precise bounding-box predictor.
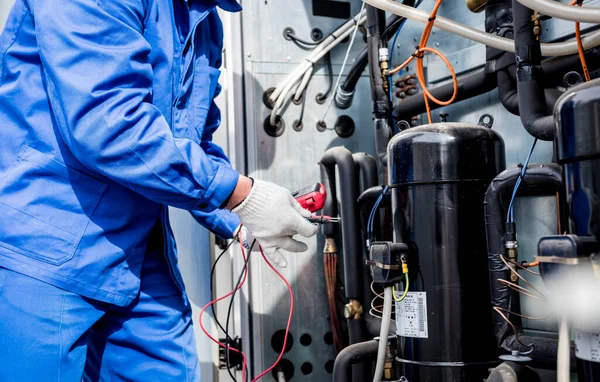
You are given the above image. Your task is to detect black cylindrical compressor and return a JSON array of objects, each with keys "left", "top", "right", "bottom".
[
  {"left": 554, "top": 78, "right": 600, "bottom": 382},
  {"left": 388, "top": 123, "right": 505, "bottom": 381}
]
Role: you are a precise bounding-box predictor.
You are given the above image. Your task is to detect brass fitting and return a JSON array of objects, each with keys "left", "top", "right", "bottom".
[
  {"left": 379, "top": 47, "right": 391, "bottom": 94},
  {"left": 383, "top": 344, "right": 396, "bottom": 380},
  {"left": 343, "top": 299, "right": 363, "bottom": 319},
  {"left": 324, "top": 237, "right": 337, "bottom": 254},
  {"left": 531, "top": 12, "right": 541, "bottom": 40},
  {"left": 506, "top": 242, "right": 519, "bottom": 282},
  {"left": 466, "top": 0, "right": 487, "bottom": 13}
]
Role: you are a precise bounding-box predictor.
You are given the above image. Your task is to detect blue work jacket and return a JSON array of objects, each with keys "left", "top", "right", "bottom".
[{"left": 0, "top": 0, "right": 242, "bottom": 306}]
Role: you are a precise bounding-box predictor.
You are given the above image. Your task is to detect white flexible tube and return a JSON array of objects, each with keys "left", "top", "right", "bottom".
[
  {"left": 270, "top": 10, "right": 366, "bottom": 103},
  {"left": 557, "top": 315, "right": 571, "bottom": 382},
  {"left": 293, "top": 67, "right": 314, "bottom": 101},
  {"left": 518, "top": 0, "right": 600, "bottom": 24},
  {"left": 268, "top": 14, "right": 367, "bottom": 125},
  {"left": 373, "top": 287, "right": 393, "bottom": 382},
  {"left": 270, "top": 76, "right": 301, "bottom": 126},
  {"left": 271, "top": 14, "right": 367, "bottom": 105},
  {"left": 362, "top": 0, "right": 600, "bottom": 56}
]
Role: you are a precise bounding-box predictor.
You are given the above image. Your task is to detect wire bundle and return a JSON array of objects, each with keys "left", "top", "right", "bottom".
[
  {"left": 268, "top": 9, "right": 368, "bottom": 126},
  {"left": 495, "top": 255, "right": 551, "bottom": 348}
]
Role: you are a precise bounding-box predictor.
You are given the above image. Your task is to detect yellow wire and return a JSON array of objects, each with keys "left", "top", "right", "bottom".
[{"left": 392, "top": 273, "right": 410, "bottom": 302}]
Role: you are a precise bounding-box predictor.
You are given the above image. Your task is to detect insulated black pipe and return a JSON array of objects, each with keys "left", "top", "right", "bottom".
[
  {"left": 484, "top": 164, "right": 563, "bottom": 346},
  {"left": 503, "top": 335, "right": 577, "bottom": 371},
  {"left": 512, "top": 0, "right": 554, "bottom": 140},
  {"left": 497, "top": 68, "right": 519, "bottom": 115},
  {"left": 319, "top": 147, "right": 362, "bottom": 299},
  {"left": 341, "top": 47, "right": 368, "bottom": 94},
  {"left": 365, "top": 5, "right": 393, "bottom": 172},
  {"left": 319, "top": 147, "right": 365, "bottom": 363},
  {"left": 353, "top": 153, "right": 378, "bottom": 192},
  {"left": 320, "top": 164, "right": 339, "bottom": 238},
  {"left": 352, "top": 152, "right": 378, "bottom": 326},
  {"left": 332, "top": 340, "right": 379, "bottom": 382},
  {"left": 498, "top": 67, "right": 563, "bottom": 115},
  {"left": 365, "top": 5, "right": 388, "bottom": 114}
]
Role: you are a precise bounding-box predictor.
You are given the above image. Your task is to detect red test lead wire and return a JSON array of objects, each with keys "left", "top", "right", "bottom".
[{"left": 199, "top": 241, "right": 296, "bottom": 381}]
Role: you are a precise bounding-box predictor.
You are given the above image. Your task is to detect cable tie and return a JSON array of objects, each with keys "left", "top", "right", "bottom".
[{"left": 428, "top": 16, "right": 437, "bottom": 21}]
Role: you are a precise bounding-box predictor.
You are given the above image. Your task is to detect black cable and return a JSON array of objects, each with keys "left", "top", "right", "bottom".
[
  {"left": 285, "top": 31, "right": 322, "bottom": 48},
  {"left": 210, "top": 239, "right": 237, "bottom": 338},
  {"left": 316, "top": 53, "right": 334, "bottom": 103},
  {"left": 381, "top": 15, "right": 404, "bottom": 40},
  {"left": 295, "top": 89, "right": 308, "bottom": 129},
  {"left": 210, "top": 239, "right": 241, "bottom": 382},
  {"left": 225, "top": 239, "right": 256, "bottom": 382}
]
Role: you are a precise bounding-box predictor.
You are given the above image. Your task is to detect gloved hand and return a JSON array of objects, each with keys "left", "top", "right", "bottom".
[{"left": 232, "top": 179, "right": 318, "bottom": 267}]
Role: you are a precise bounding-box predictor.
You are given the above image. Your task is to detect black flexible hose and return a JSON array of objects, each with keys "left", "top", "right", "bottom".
[
  {"left": 512, "top": 0, "right": 554, "bottom": 140},
  {"left": 503, "top": 335, "right": 577, "bottom": 371},
  {"left": 484, "top": 164, "right": 563, "bottom": 346},
  {"left": 332, "top": 340, "right": 379, "bottom": 382},
  {"left": 340, "top": 47, "right": 368, "bottom": 93}
]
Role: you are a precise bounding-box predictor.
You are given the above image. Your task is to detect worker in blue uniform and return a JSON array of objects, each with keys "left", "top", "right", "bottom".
[{"left": 0, "top": 0, "right": 318, "bottom": 380}]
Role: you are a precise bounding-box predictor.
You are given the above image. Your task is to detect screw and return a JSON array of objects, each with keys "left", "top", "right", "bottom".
[{"left": 246, "top": 52, "right": 252, "bottom": 58}]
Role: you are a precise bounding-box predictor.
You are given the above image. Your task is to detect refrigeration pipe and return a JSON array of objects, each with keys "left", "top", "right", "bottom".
[
  {"left": 391, "top": 51, "right": 597, "bottom": 122},
  {"left": 503, "top": 335, "right": 578, "bottom": 372},
  {"left": 332, "top": 340, "right": 379, "bottom": 382},
  {"left": 484, "top": 164, "right": 564, "bottom": 348},
  {"left": 512, "top": 0, "right": 554, "bottom": 140},
  {"left": 336, "top": 11, "right": 414, "bottom": 109},
  {"left": 353, "top": 153, "right": 378, "bottom": 192},
  {"left": 498, "top": 67, "right": 563, "bottom": 115},
  {"left": 319, "top": 148, "right": 366, "bottom": 355},
  {"left": 320, "top": 147, "right": 363, "bottom": 299},
  {"left": 353, "top": 153, "right": 379, "bottom": 329},
  {"left": 366, "top": 4, "right": 393, "bottom": 171}
]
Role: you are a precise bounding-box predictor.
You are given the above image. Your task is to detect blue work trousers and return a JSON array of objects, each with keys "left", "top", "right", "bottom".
[{"left": 0, "top": 245, "right": 200, "bottom": 381}]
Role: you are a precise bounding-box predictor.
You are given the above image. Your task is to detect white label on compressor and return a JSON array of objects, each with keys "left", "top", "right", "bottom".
[
  {"left": 396, "top": 292, "right": 428, "bottom": 338},
  {"left": 575, "top": 330, "right": 600, "bottom": 362}
]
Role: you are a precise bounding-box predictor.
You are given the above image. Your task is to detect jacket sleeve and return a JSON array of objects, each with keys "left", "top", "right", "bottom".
[
  {"left": 189, "top": 208, "right": 240, "bottom": 239},
  {"left": 29, "top": 0, "right": 239, "bottom": 212}
]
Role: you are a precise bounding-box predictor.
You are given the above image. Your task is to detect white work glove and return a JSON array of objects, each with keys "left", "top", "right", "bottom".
[{"left": 232, "top": 179, "right": 318, "bottom": 267}]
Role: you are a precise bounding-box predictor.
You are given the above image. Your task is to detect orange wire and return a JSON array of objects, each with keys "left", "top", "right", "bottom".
[
  {"left": 388, "top": 0, "right": 458, "bottom": 124},
  {"left": 570, "top": 0, "right": 591, "bottom": 81}
]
